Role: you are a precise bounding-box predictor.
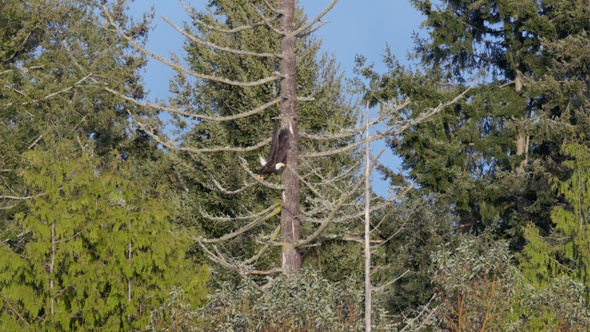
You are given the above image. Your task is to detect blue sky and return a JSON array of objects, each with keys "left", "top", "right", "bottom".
[
  {"left": 129, "top": 1, "right": 423, "bottom": 96},
  {"left": 127, "top": 1, "right": 425, "bottom": 196}
]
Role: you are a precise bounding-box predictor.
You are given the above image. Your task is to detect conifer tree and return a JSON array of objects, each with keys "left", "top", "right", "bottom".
[
  {"left": 1, "top": 0, "right": 148, "bottom": 217},
  {"left": 103, "top": 0, "right": 394, "bottom": 280},
  {"left": 521, "top": 140, "right": 590, "bottom": 292},
  {"left": 518, "top": 0, "right": 590, "bottom": 294},
  {"left": 354, "top": 0, "right": 590, "bottom": 322},
  {"left": 0, "top": 1, "right": 208, "bottom": 329},
  {"left": 169, "top": 0, "right": 362, "bottom": 279},
  {"left": 0, "top": 140, "right": 208, "bottom": 330},
  {"left": 363, "top": 0, "right": 590, "bottom": 241}
]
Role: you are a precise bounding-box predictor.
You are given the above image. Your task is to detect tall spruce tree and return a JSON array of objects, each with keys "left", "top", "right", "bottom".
[
  {"left": 519, "top": 0, "right": 590, "bottom": 294},
  {"left": 106, "top": 0, "right": 374, "bottom": 280},
  {"left": 169, "top": 0, "right": 360, "bottom": 279},
  {"left": 352, "top": 1, "right": 590, "bottom": 322},
  {"left": 362, "top": 0, "right": 590, "bottom": 242}
]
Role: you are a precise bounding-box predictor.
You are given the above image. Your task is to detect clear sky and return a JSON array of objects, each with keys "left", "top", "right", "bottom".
[
  {"left": 127, "top": 0, "right": 425, "bottom": 196},
  {"left": 129, "top": 1, "right": 423, "bottom": 96}
]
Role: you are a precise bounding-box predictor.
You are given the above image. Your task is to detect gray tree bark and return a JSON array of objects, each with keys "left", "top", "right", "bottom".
[{"left": 280, "top": 0, "right": 301, "bottom": 276}]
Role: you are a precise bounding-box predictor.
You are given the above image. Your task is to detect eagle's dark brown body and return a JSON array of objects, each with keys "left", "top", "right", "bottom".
[{"left": 258, "top": 124, "right": 289, "bottom": 179}]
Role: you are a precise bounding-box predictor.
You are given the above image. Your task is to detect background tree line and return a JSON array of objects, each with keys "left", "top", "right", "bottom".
[{"left": 1, "top": 0, "right": 590, "bottom": 330}]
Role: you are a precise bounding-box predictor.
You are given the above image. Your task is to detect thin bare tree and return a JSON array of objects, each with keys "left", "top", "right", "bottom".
[{"left": 364, "top": 102, "right": 372, "bottom": 331}]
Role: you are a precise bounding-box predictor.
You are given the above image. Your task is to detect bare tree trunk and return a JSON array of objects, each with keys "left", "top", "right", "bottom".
[
  {"left": 364, "top": 104, "right": 372, "bottom": 331},
  {"left": 514, "top": 72, "right": 528, "bottom": 174},
  {"left": 280, "top": 0, "right": 301, "bottom": 276},
  {"left": 128, "top": 221, "right": 132, "bottom": 323},
  {"left": 50, "top": 220, "right": 55, "bottom": 316}
]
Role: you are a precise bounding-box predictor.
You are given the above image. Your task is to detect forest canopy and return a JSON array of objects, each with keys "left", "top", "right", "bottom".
[{"left": 1, "top": 0, "right": 590, "bottom": 330}]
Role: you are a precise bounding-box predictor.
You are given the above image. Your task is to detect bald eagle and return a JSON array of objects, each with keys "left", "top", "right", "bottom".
[{"left": 257, "top": 124, "right": 289, "bottom": 180}]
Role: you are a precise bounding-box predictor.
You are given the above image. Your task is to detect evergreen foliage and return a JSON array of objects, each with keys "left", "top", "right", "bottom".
[
  {"left": 1, "top": 0, "right": 149, "bottom": 218},
  {"left": 3, "top": 0, "right": 590, "bottom": 329},
  {"left": 0, "top": 141, "right": 208, "bottom": 330},
  {"left": 521, "top": 141, "right": 590, "bottom": 293},
  {"left": 369, "top": 192, "right": 458, "bottom": 321},
  {"left": 0, "top": 1, "right": 208, "bottom": 329},
  {"left": 360, "top": 0, "right": 590, "bottom": 241}
]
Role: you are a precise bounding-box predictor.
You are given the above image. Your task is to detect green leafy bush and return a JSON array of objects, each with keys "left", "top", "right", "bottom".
[
  {"left": 148, "top": 269, "right": 394, "bottom": 331},
  {"left": 423, "top": 237, "right": 590, "bottom": 331}
]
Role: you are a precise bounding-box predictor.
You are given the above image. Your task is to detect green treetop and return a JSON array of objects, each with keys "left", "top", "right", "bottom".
[{"left": 362, "top": 0, "right": 590, "bottom": 242}]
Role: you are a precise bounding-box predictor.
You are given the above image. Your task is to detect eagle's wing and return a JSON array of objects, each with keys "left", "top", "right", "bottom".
[
  {"left": 265, "top": 124, "right": 281, "bottom": 166},
  {"left": 258, "top": 124, "right": 289, "bottom": 177},
  {"left": 276, "top": 128, "right": 289, "bottom": 165}
]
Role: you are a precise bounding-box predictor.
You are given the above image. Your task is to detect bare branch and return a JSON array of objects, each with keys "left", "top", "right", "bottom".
[
  {"left": 195, "top": 242, "right": 266, "bottom": 292},
  {"left": 297, "top": 20, "right": 328, "bottom": 38},
  {"left": 0, "top": 65, "right": 44, "bottom": 76},
  {"left": 302, "top": 202, "right": 388, "bottom": 225},
  {"left": 297, "top": 95, "right": 315, "bottom": 102},
  {"left": 251, "top": 3, "right": 283, "bottom": 35},
  {"left": 247, "top": 267, "right": 283, "bottom": 275},
  {"left": 0, "top": 203, "right": 20, "bottom": 210},
  {"left": 197, "top": 203, "right": 280, "bottom": 244},
  {"left": 290, "top": 166, "right": 337, "bottom": 210},
  {"left": 300, "top": 130, "right": 383, "bottom": 158},
  {"left": 262, "top": 0, "right": 283, "bottom": 15},
  {"left": 399, "top": 295, "right": 437, "bottom": 332},
  {"left": 103, "top": 6, "right": 280, "bottom": 87},
  {"left": 127, "top": 110, "right": 273, "bottom": 153},
  {"left": 301, "top": 158, "right": 360, "bottom": 188},
  {"left": 28, "top": 134, "right": 43, "bottom": 150},
  {"left": 245, "top": 225, "right": 281, "bottom": 264},
  {"left": 2, "top": 297, "right": 30, "bottom": 327},
  {"left": 297, "top": 144, "right": 385, "bottom": 248},
  {"left": 162, "top": 16, "right": 281, "bottom": 58},
  {"left": 108, "top": 87, "right": 280, "bottom": 122},
  {"left": 371, "top": 269, "right": 411, "bottom": 293},
  {"left": 319, "top": 234, "right": 385, "bottom": 244},
  {"left": 293, "top": 0, "right": 339, "bottom": 36},
  {"left": 371, "top": 186, "right": 413, "bottom": 239},
  {"left": 298, "top": 99, "right": 410, "bottom": 141},
  {"left": 296, "top": 172, "right": 365, "bottom": 247},
  {"left": 302, "top": 88, "right": 471, "bottom": 158},
  {"left": 53, "top": 232, "right": 80, "bottom": 244},
  {"left": 0, "top": 193, "right": 43, "bottom": 200},
  {"left": 199, "top": 202, "right": 280, "bottom": 222},
  {"left": 209, "top": 176, "right": 257, "bottom": 195},
  {"left": 2, "top": 72, "right": 94, "bottom": 107}
]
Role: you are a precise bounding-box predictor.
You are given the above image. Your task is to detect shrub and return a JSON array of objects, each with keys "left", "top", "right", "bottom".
[{"left": 148, "top": 269, "right": 394, "bottom": 331}]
